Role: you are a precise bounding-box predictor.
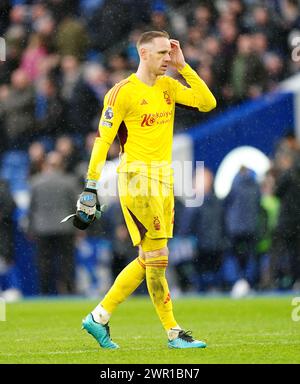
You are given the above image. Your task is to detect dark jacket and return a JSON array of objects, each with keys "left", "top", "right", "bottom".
[
  {"left": 28, "top": 171, "right": 79, "bottom": 236},
  {"left": 224, "top": 170, "right": 261, "bottom": 238},
  {"left": 0, "top": 87, "right": 35, "bottom": 142},
  {"left": 275, "top": 165, "right": 300, "bottom": 237},
  {"left": 178, "top": 193, "right": 225, "bottom": 252},
  {"left": 0, "top": 179, "right": 16, "bottom": 262}
]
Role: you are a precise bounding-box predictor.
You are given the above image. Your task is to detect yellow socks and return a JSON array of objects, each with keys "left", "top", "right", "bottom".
[
  {"left": 92, "top": 252, "right": 178, "bottom": 333},
  {"left": 145, "top": 255, "right": 177, "bottom": 330},
  {"left": 99, "top": 257, "right": 145, "bottom": 316}
]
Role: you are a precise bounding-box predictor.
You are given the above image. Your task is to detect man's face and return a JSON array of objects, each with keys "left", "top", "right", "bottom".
[{"left": 142, "top": 37, "right": 172, "bottom": 76}]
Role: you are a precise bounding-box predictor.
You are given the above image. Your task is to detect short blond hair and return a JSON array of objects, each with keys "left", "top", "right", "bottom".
[{"left": 136, "top": 30, "right": 170, "bottom": 49}]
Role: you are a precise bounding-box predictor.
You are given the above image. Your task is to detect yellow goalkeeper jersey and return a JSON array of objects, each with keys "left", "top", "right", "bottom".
[{"left": 87, "top": 63, "right": 216, "bottom": 184}]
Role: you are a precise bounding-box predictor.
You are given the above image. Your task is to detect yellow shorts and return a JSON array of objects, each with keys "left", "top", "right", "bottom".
[{"left": 118, "top": 172, "right": 174, "bottom": 249}]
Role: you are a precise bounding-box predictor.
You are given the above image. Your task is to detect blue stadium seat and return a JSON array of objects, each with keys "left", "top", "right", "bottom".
[{"left": 0, "top": 151, "right": 29, "bottom": 192}]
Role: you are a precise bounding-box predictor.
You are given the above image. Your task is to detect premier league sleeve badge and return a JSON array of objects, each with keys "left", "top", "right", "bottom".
[{"left": 104, "top": 106, "right": 114, "bottom": 120}]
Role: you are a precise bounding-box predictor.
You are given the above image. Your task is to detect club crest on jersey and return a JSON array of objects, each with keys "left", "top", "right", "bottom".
[
  {"left": 153, "top": 216, "right": 161, "bottom": 230},
  {"left": 104, "top": 106, "right": 114, "bottom": 120},
  {"left": 164, "top": 292, "right": 171, "bottom": 304},
  {"left": 163, "top": 90, "right": 172, "bottom": 105}
]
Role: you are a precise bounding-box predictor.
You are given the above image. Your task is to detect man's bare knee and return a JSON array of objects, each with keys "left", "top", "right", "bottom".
[
  {"left": 138, "top": 245, "right": 145, "bottom": 261},
  {"left": 144, "top": 246, "right": 169, "bottom": 261}
]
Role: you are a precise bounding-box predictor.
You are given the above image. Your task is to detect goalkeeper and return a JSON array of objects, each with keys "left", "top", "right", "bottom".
[{"left": 79, "top": 31, "right": 216, "bottom": 349}]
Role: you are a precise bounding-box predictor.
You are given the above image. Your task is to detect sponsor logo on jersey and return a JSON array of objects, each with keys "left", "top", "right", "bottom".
[
  {"left": 141, "top": 114, "right": 156, "bottom": 127},
  {"left": 141, "top": 111, "right": 172, "bottom": 127},
  {"left": 104, "top": 106, "right": 114, "bottom": 120},
  {"left": 140, "top": 99, "right": 148, "bottom": 105}
]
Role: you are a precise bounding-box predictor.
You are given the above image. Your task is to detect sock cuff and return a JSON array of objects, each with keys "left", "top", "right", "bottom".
[
  {"left": 92, "top": 303, "right": 110, "bottom": 324},
  {"left": 145, "top": 255, "right": 168, "bottom": 268}
]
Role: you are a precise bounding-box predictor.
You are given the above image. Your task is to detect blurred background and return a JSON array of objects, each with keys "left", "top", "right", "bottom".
[{"left": 1, "top": 0, "right": 300, "bottom": 301}]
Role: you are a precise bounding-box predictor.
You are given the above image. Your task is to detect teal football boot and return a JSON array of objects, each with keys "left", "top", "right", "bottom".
[
  {"left": 168, "top": 330, "right": 207, "bottom": 349},
  {"left": 82, "top": 314, "right": 119, "bottom": 349}
]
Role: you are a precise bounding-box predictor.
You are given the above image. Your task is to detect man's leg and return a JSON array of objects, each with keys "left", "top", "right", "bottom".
[
  {"left": 56, "top": 235, "right": 75, "bottom": 295},
  {"left": 37, "top": 236, "right": 54, "bottom": 295},
  {"left": 98, "top": 246, "right": 146, "bottom": 317},
  {"left": 142, "top": 236, "right": 207, "bottom": 349},
  {"left": 82, "top": 246, "right": 146, "bottom": 349}
]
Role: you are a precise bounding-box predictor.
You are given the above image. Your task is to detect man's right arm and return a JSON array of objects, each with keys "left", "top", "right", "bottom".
[
  {"left": 75, "top": 85, "right": 127, "bottom": 229},
  {"left": 87, "top": 89, "right": 126, "bottom": 184}
]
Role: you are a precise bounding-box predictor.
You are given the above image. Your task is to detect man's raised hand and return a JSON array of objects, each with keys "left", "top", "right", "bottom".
[{"left": 169, "top": 39, "right": 186, "bottom": 71}]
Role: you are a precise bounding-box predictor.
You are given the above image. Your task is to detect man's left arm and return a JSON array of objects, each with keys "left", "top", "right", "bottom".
[{"left": 169, "top": 39, "right": 217, "bottom": 112}]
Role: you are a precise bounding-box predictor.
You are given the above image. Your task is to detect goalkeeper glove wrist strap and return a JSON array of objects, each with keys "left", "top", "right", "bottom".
[{"left": 85, "top": 179, "right": 98, "bottom": 191}]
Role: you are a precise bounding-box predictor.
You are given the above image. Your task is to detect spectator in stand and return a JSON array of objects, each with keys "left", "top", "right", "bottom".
[
  {"left": 28, "top": 141, "right": 46, "bottom": 178},
  {"left": 55, "top": 135, "right": 81, "bottom": 174},
  {"left": 256, "top": 170, "right": 280, "bottom": 290},
  {"left": 0, "top": 69, "right": 35, "bottom": 149},
  {"left": 87, "top": 0, "right": 151, "bottom": 53},
  {"left": 224, "top": 166, "right": 261, "bottom": 289},
  {"left": 20, "top": 33, "right": 48, "bottom": 82},
  {"left": 46, "top": 0, "right": 79, "bottom": 23},
  {"left": 182, "top": 26, "right": 203, "bottom": 69},
  {"left": 264, "top": 53, "right": 286, "bottom": 92},
  {"left": 148, "top": 1, "right": 176, "bottom": 39},
  {"left": 188, "top": 3, "right": 216, "bottom": 36},
  {"left": 32, "top": 13, "right": 57, "bottom": 54},
  {"left": 35, "top": 75, "right": 66, "bottom": 138},
  {"left": 273, "top": 151, "right": 300, "bottom": 290},
  {"left": 250, "top": 5, "right": 284, "bottom": 53},
  {"left": 56, "top": 14, "right": 89, "bottom": 60},
  {"left": 60, "top": 56, "right": 102, "bottom": 135},
  {"left": 0, "top": 0, "right": 11, "bottom": 36},
  {"left": 60, "top": 55, "right": 82, "bottom": 102},
  {"left": 230, "top": 34, "right": 266, "bottom": 102},
  {"left": 0, "top": 178, "right": 16, "bottom": 268}
]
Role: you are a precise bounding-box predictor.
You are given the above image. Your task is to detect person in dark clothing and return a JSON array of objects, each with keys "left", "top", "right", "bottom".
[
  {"left": 224, "top": 166, "right": 261, "bottom": 286},
  {"left": 28, "top": 151, "right": 79, "bottom": 295},
  {"left": 0, "top": 179, "right": 16, "bottom": 265},
  {"left": 55, "top": 135, "right": 82, "bottom": 174},
  {"left": 179, "top": 168, "right": 225, "bottom": 291},
  {"left": 0, "top": 1, "right": 11, "bottom": 36},
  {"left": 106, "top": 202, "right": 137, "bottom": 281},
  {"left": 88, "top": 0, "right": 151, "bottom": 54},
  {"left": 28, "top": 141, "right": 46, "bottom": 177},
  {"left": 0, "top": 69, "right": 35, "bottom": 149},
  {"left": 230, "top": 34, "right": 266, "bottom": 102},
  {"left": 273, "top": 157, "right": 300, "bottom": 289},
  {"left": 35, "top": 76, "right": 66, "bottom": 138}
]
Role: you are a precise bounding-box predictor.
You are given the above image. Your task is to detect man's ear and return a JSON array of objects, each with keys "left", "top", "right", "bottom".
[{"left": 139, "top": 47, "right": 148, "bottom": 60}]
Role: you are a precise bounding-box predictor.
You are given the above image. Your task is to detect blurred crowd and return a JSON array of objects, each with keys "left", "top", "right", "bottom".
[
  {"left": 1, "top": 132, "right": 300, "bottom": 297},
  {"left": 1, "top": 0, "right": 300, "bottom": 297},
  {"left": 1, "top": 0, "right": 300, "bottom": 146}
]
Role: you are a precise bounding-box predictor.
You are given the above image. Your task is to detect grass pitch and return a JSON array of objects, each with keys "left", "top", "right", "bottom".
[{"left": 0, "top": 296, "right": 299, "bottom": 364}]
